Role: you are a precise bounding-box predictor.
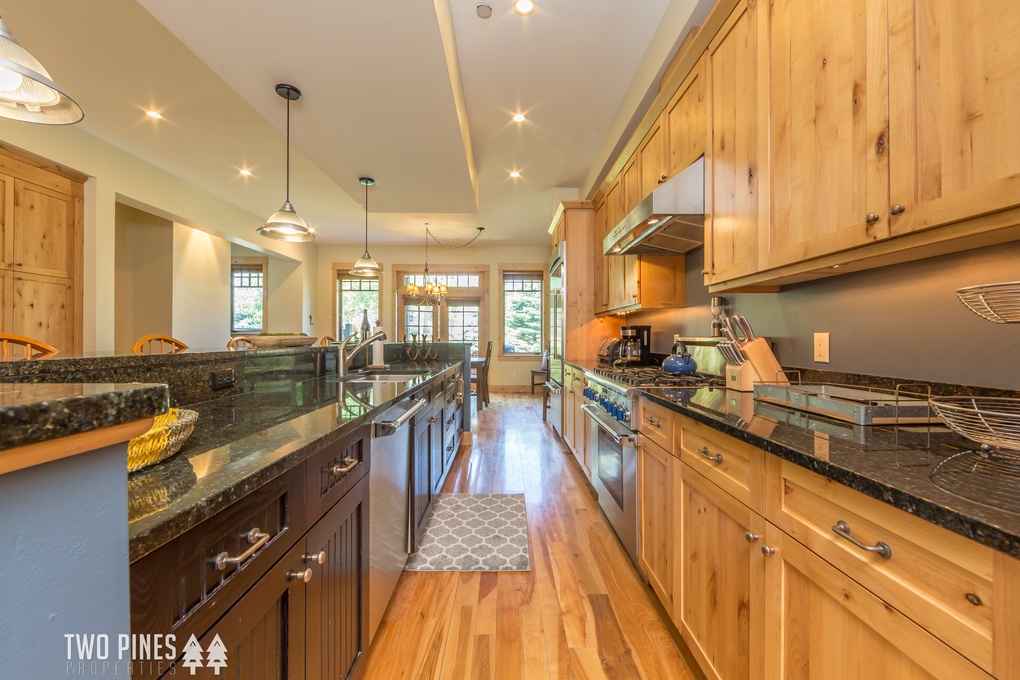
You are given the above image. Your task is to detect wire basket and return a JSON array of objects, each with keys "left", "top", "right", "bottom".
[
  {"left": 956, "top": 281, "right": 1020, "bottom": 323},
  {"left": 928, "top": 397, "right": 1020, "bottom": 452},
  {"left": 127, "top": 407, "right": 199, "bottom": 473}
]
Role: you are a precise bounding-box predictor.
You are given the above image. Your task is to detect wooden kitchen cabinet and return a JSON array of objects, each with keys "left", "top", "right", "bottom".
[
  {"left": 762, "top": 523, "right": 990, "bottom": 680},
  {"left": 676, "top": 462, "right": 766, "bottom": 680},
  {"left": 638, "top": 115, "right": 668, "bottom": 199},
  {"left": 703, "top": 0, "right": 760, "bottom": 285},
  {"left": 593, "top": 198, "right": 609, "bottom": 314},
  {"left": 637, "top": 438, "right": 675, "bottom": 609},
  {"left": 12, "top": 179, "right": 78, "bottom": 279},
  {"left": 665, "top": 55, "right": 707, "bottom": 179},
  {"left": 11, "top": 272, "right": 74, "bottom": 358},
  {"left": 622, "top": 156, "right": 640, "bottom": 218},
  {"left": 603, "top": 254, "right": 685, "bottom": 315}
]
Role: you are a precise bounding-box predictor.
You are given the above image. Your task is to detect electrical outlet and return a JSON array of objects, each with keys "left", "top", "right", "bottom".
[
  {"left": 210, "top": 368, "right": 235, "bottom": 391},
  {"left": 813, "top": 333, "right": 830, "bottom": 363},
  {"left": 513, "top": 372, "right": 517, "bottom": 380}
]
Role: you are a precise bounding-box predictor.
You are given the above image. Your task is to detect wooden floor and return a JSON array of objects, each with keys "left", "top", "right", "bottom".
[{"left": 362, "top": 393, "right": 695, "bottom": 680}]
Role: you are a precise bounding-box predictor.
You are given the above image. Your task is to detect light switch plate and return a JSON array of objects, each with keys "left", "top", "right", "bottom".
[{"left": 813, "top": 332, "right": 830, "bottom": 363}]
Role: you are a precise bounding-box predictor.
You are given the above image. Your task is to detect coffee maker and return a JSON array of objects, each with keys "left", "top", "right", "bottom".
[{"left": 617, "top": 325, "right": 652, "bottom": 367}]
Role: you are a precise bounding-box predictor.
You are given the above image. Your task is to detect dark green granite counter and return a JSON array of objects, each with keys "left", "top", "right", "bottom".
[
  {"left": 0, "top": 383, "right": 169, "bottom": 450},
  {"left": 127, "top": 360, "right": 464, "bottom": 562},
  {"left": 636, "top": 386, "right": 1020, "bottom": 558}
]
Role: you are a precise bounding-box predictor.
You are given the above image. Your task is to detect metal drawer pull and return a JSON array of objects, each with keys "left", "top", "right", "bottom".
[
  {"left": 447, "top": 414, "right": 456, "bottom": 425},
  {"left": 304, "top": 551, "right": 326, "bottom": 565},
  {"left": 447, "top": 445, "right": 454, "bottom": 453},
  {"left": 643, "top": 416, "right": 661, "bottom": 427},
  {"left": 214, "top": 528, "right": 270, "bottom": 570},
  {"left": 330, "top": 457, "right": 358, "bottom": 476},
  {"left": 287, "top": 569, "right": 313, "bottom": 583},
  {"left": 744, "top": 531, "right": 759, "bottom": 543},
  {"left": 831, "top": 520, "right": 893, "bottom": 559},
  {"left": 697, "top": 446, "right": 723, "bottom": 463},
  {"left": 429, "top": 415, "right": 439, "bottom": 423}
]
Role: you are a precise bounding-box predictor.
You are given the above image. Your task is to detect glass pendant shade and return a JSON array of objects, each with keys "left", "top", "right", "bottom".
[
  {"left": 0, "top": 17, "right": 83, "bottom": 124},
  {"left": 259, "top": 84, "right": 314, "bottom": 242},
  {"left": 350, "top": 177, "right": 381, "bottom": 276}
]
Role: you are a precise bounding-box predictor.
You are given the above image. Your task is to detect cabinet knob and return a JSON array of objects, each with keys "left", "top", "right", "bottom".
[
  {"left": 761, "top": 545, "right": 776, "bottom": 557},
  {"left": 304, "top": 550, "right": 326, "bottom": 565},
  {"left": 429, "top": 415, "right": 439, "bottom": 423},
  {"left": 657, "top": 174, "right": 667, "bottom": 184},
  {"left": 864, "top": 213, "right": 880, "bottom": 224},
  {"left": 287, "top": 568, "right": 314, "bottom": 583},
  {"left": 889, "top": 204, "right": 905, "bottom": 216},
  {"left": 744, "top": 531, "right": 759, "bottom": 544},
  {"left": 701, "top": 269, "right": 709, "bottom": 276}
]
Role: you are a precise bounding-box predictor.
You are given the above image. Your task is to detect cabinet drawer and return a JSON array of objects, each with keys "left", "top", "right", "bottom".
[
  {"left": 678, "top": 416, "right": 764, "bottom": 511},
  {"left": 130, "top": 464, "right": 307, "bottom": 648},
  {"left": 637, "top": 398, "right": 674, "bottom": 453},
  {"left": 766, "top": 457, "right": 996, "bottom": 673},
  {"left": 307, "top": 423, "right": 371, "bottom": 517}
]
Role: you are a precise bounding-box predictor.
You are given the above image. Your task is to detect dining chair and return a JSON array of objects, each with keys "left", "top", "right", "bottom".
[
  {"left": 319, "top": 336, "right": 335, "bottom": 346},
  {"left": 226, "top": 336, "right": 255, "bottom": 351},
  {"left": 480, "top": 340, "right": 494, "bottom": 407},
  {"left": 0, "top": 333, "right": 59, "bottom": 360},
  {"left": 132, "top": 334, "right": 189, "bottom": 356},
  {"left": 531, "top": 349, "right": 550, "bottom": 394}
]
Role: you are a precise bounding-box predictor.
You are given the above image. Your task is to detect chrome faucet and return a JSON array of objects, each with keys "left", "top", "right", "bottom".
[{"left": 337, "top": 330, "right": 387, "bottom": 377}]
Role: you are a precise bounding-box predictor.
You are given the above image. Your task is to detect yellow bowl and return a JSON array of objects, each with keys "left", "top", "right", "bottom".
[{"left": 127, "top": 407, "right": 199, "bottom": 473}]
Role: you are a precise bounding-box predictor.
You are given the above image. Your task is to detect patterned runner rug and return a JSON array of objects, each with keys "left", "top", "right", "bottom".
[{"left": 404, "top": 493, "right": 531, "bottom": 572}]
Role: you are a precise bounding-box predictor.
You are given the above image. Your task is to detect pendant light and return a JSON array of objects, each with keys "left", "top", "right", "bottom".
[
  {"left": 405, "top": 223, "right": 446, "bottom": 304},
  {"left": 0, "top": 16, "right": 83, "bottom": 124},
  {"left": 258, "top": 84, "right": 315, "bottom": 242},
  {"left": 350, "top": 177, "right": 383, "bottom": 276}
]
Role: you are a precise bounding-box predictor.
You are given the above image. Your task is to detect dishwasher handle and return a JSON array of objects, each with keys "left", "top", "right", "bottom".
[{"left": 374, "top": 398, "right": 428, "bottom": 436}]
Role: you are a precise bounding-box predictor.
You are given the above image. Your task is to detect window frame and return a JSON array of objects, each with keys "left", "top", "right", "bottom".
[
  {"left": 230, "top": 257, "right": 268, "bottom": 335},
  {"left": 332, "top": 263, "right": 384, "bottom": 341},
  {"left": 498, "top": 264, "right": 547, "bottom": 359},
  {"left": 393, "top": 264, "right": 488, "bottom": 354}
]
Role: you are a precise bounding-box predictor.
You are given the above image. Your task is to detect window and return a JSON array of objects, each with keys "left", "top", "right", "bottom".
[
  {"left": 446, "top": 299, "right": 481, "bottom": 355},
  {"left": 501, "top": 270, "right": 543, "bottom": 355},
  {"left": 395, "top": 267, "right": 488, "bottom": 355},
  {"left": 402, "top": 302, "right": 435, "bottom": 340},
  {"left": 231, "top": 262, "right": 267, "bottom": 333},
  {"left": 337, "top": 275, "right": 380, "bottom": 340}
]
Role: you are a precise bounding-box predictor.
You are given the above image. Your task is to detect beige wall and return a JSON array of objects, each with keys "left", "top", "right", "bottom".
[
  {"left": 0, "top": 119, "right": 316, "bottom": 353},
  {"left": 114, "top": 204, "right": 174, "bottom": 353},
  {"left": 172, "top": 223, "right": 232, "bottom": 350},
  {"left": 316, "top": 243, "right": 549, "bottom": 386}
]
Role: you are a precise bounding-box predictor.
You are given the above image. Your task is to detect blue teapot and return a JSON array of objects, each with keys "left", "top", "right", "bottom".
[{"left": 662, "top": 341, "right": 698, "bottom": 375}]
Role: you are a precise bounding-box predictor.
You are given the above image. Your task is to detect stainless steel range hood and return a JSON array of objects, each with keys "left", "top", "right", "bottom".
[{"left": 603, "top": 156, "right": 704, "bottom": 256}]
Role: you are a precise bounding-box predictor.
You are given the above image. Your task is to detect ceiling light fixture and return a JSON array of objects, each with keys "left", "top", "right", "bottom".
[
  {"left": 476, "top": 4, "right": 492, "bottom": 19},
  {"left": 512, "top": 113, "right": 525, "bottom": 122},
  {"left": 145, "top": 110, "right": 162, "bottom": 119},
  {"left": 405, "top": 223, "right": 446, "bottom": 304},
  {"left": 513, "top": 0, "right": 535, "bottom": 16},
  {"left": 257, "top": 84, "right": 314, "bottom": 242},
  {"left": 239, "top": 169, "right": 252, "bottom": 176},
  {"left": 0, "top": 16, "right": 83, "bottom": 124},
  {"left": 509, "top": 171, "right": 521, "bottom": 178},
  {"left": 350, "top": 177, "right": 383, "bottom": 277}
]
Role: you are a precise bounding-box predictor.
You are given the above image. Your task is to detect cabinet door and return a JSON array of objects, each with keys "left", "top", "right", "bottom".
[
  {"left": 761, "top": 0, "right": 890, "bottom": 270},
  {"left": 593, "top": 199, "right": 609, "bottom": 314},
  {"left": 666, "top": 56, "right": 707, "bottom": 178},
  {"left": 564, "top": 386, "right": 576, "bottom": 451},
  {"left": 0, "top": 174, "right": 13, "bottom": 271},
  {"left": 637, "top": 441, "right": 674, "bottom": 609},
  {"left": 888, "top": 0, "right": 1020, "bottom": 237},
  {"left": 677, "top": 463, "right": 766, "bottom": 680},
  {"left": 704, "top": 0, "right": 760, "bottom": 283},
  {"left": 622, "top": 156, "right": 640, "bottom": 217},
  {"left": 639, "top": 116, "right": 668, "bottom": 199},
  {"left": 410, "top": 420, "right": 432, "bottom": 551},
  {"left": 12, "top": 272, "right": 72, "bottom": 353},
  {"left": 0, "top": 269, "right": 10, "bottom": 333},
  {"left": 430, "top": 414, "right": 445, "bottom": 496},
  {"left": 164, "top": 542, "right": 308, "bottom": 679},
  {"left": 13, "top": 179, "right": 76, "bottom": 279},
  {"left": 306, "top": 477, "right": 368, "bottom": 680},
  {"left": 762, "top": 524, "right": 990, "bottom": 680}
]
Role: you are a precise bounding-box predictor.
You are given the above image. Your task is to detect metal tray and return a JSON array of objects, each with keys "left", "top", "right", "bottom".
[{"left": 753, "top": 383, "right": 933, "bottom": 426}]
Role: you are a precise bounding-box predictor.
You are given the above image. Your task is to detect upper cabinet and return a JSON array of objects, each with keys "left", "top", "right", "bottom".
[
  {"left": 759, "top": 0, "right": 891, "bottom": 270},
  {"left": 887, "top": 0, "right": 1020, "bottom": 237},
  {"left": 638, "top": 116, "right": 668, "bottom": 199},
  {"left": 665, "top": 56, "right": 706, "bottom": 179}
]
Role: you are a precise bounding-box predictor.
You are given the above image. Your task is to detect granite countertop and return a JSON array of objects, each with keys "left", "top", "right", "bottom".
[
  {"left": 127, "top": 360, "right": 463, "bottom": 562},
  {"left": 636, "top": 386, "right": 1020, "bottom": 558},
  {"left": 0, "top": 382, "right": 169, "bottom": 451},
  {"left": 564, "top": 359, "right": 600, "bottom": 373}
]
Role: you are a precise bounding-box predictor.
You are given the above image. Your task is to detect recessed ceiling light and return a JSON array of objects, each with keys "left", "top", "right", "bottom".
[
  {"left": 510, "top": 171, "right": 521, "bottom": 178},
  {"left": 513, "top": 113, "right": 526, "bottom": 123},
  {"left": 514, "top": 0, "right": 535, "bottom": 15},
  {"left": 476, "top": 4, "right": 492, "bottom": 18},
  {"left": 145, "top": 110, "right": 162, "bottom": 119},
  {"left": 239, "top": 169, "right": 253, "bottom": 176}
]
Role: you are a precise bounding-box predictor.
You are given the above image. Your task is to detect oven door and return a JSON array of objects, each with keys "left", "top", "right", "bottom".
[{"left": 582, "top": 404, "right": 639, "bottom": 566}]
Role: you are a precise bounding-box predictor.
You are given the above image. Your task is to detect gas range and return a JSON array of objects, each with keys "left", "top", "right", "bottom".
[{"left": 591, "top": 365, "right": 726, "bottom": 389}]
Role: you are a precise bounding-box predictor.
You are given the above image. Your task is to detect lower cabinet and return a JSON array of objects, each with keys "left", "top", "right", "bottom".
[
  {"left": 637, "top": 439, "right": 674, "bottom": 609},
  {"left": 410, "top": 405, "right": 434, "bottom": 552}
]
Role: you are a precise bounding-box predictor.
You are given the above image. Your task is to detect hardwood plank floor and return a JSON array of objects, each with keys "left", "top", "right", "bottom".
[{"left": 363, "top": 393, "right": 695, "bottom": 680}]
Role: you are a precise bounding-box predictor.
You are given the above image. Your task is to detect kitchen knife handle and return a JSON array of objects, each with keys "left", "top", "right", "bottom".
[
  {"left": 735, "top": 315, "right": 757, "bottom": 342},
  {"left": 724, "top": 317, "right": 742, "bottom": 344}
]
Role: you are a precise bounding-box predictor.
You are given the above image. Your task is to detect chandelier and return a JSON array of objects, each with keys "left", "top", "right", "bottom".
[{"left": 405, "top": 223, "right": 447, "bottom": 304}]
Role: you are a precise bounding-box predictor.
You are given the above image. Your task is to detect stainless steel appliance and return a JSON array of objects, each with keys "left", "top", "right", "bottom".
[
  {"left": 597, "top": 337, "right": 623, "bottom": 366},
  {"left": 617, "top": 325, "right": 652, "bottom": 367},
  {"left": 368, "top": 396, "right": 427, "bottom": 644},
  {"left": 603, "top": 156, "right": 705, "bottom": 256},
  {"left": 546, "top": 242, "right": 565, "bottom": 434},
  {"left": 581, "top": 337, "right": 725, "bottom": 567}
]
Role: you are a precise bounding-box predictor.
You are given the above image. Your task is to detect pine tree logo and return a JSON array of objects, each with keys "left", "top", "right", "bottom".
[
  {"left": 206, "top": 635, "right": 228, "bottom": 675},
  {"left": 181, "top": 635, "right": 205, "bottom": 675}
]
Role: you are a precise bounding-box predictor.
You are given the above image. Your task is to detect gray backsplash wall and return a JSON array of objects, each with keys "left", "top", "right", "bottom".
[{"left": 628, "top": 242, "right": 1020, "bottom": 390}]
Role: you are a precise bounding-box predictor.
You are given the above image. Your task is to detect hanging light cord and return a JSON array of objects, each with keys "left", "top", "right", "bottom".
[
  {"left": 427, "top": 226, "right": 485, "bottom": 248},
  {"left": 285, "top": 94, "right": 291, "bottom": 202},
  {"left": 363, "top": 181, "right": 370, "bottom": 257}
]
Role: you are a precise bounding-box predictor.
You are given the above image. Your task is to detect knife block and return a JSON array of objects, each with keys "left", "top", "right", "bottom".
[
  {"left": 739, "top": 338, "right": 789, "bottom": 385},
  {"left": 725, "top": 362, "right": 760, "bottom": 392}
]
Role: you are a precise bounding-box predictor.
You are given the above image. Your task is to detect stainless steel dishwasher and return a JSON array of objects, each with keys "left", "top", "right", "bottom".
[{"left": 368, "top": 396, "right": 427, "bottom": 644}]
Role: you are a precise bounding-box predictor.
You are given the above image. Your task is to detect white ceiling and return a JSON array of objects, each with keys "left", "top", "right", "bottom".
[{"left": 1, "top": 0, "right": 705, "bottom": 246}]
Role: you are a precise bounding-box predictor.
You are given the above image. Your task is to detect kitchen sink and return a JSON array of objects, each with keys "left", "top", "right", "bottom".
[{"left": 348, "top": 373, "right": 428, "bottom": 383}]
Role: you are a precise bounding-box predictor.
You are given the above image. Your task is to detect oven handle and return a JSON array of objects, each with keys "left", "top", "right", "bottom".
[{"left": 581, "top": 404, "right": 636, "bottom": 447}]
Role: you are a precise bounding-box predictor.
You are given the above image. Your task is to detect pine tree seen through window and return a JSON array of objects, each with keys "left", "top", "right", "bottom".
[
  {"left": 503, "top": 272, "right": 543, "bottom": 354},
  {"left": 231, "top": 264, "right": 265, "bottom": 333}
]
